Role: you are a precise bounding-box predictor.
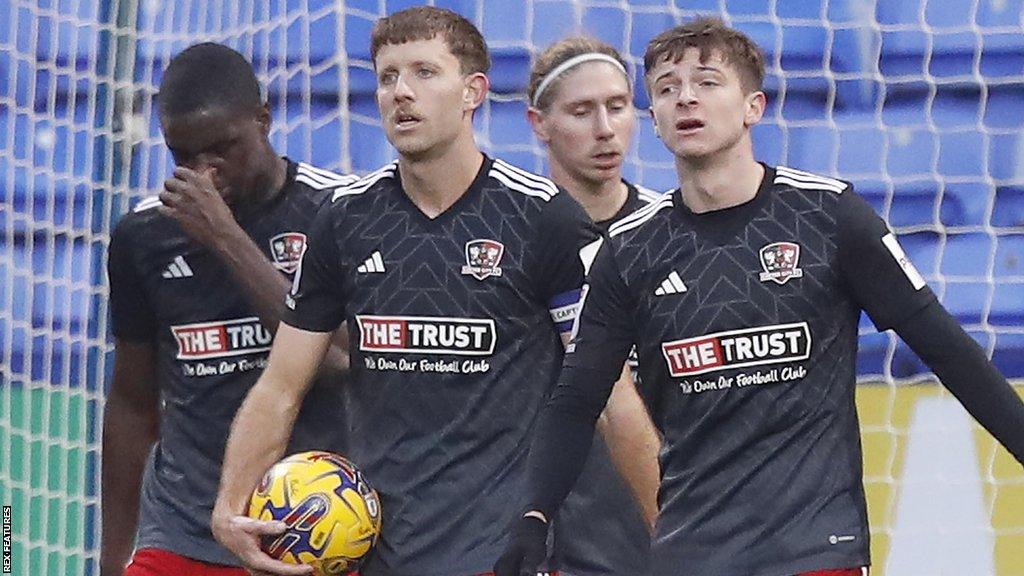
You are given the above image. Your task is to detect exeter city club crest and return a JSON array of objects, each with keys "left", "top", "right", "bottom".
[
  {"left": 759, "top": 241, "right": 803, "bottom": 285},
  {"left": 269, "top": 232, "right": 307, "bottom": 274},
  {"left": 462, "top": 239, "right": 504, "bottom": 280}
]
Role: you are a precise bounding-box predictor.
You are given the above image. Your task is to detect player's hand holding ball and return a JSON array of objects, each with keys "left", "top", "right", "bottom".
[{"left": 246, "top": 451, "right": 382, "bottom": 576}]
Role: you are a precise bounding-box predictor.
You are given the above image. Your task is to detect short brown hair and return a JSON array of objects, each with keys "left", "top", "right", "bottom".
[
  {"left": 370, "top": 6, "right": 490, "bottom": 76},
  {"left": 528, "top": 36, "right": 630, "bottom": 110},
  {"left": 643, "top": 16, "right": 765, "bottom": 93}
]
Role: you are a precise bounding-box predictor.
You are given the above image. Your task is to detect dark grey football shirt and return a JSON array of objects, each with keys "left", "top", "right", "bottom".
[
  {"left": 554, "top": 181, "right": 660, "bottom": 576},
  {"left": 558, "top": 165, "right": 936, "bottom": 576},
  {"left": 283, "top": 156, "right": 598, "bottom": 576},
  {"left": 107, "top": 160, "right": 356, "bottom": 565}
]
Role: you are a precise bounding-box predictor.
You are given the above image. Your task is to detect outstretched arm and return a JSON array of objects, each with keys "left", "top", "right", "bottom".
[
  {"left": 895, "top": 301, "right": 1024, "bottom": 464},
  {"left": 836, "top": 186, "right": 1024, "bottom": 465}
]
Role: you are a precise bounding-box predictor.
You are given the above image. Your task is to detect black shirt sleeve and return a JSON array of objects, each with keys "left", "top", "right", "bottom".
[
  {"left": 838, "top": 187, "right": 1024, "bottom": 465},
  {"left": 895, "top": 300, "right": 1024, "bottom": 465},
  {"left": 530, "top": 191, "right": 602, "bottom": 333},
  {"left": 837, "top": 186, "right": 937, "bottom": 330},
  {"left": 527, "top": 239, "right": 638, "bottom": 517},
  {"left": 108, "top": 219, "right": 157, "bottom": 342},
  {"left": 282, "top": 205, "right": 347, "bottom": 332}
]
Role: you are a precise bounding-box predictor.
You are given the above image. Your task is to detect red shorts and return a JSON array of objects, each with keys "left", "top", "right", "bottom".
[
  {"left": 798, "top": 569, "right": 868, "bottom": 576},
  {"left": 123, "top": 548, "right": 248, "bottom": 576}
]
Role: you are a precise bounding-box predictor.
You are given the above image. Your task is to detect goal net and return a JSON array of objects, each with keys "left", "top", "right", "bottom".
[{"left": 1, "top": 0, "right": 1021, "bottom": 575}]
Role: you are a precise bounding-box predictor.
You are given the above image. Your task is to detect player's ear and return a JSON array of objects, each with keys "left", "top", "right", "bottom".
[
  {"left": 526, "top": 106, "right": 550, "bottom": 143},
  {"left": 256, "top": 103, "right": 272, "bottom": 136},
  {"left": 649, "top": 107, "right": 661, "bottom": 138},
  {"left": 463, "top": 72, "right": 489, "bottom": 112},
  {"left": 743, "top": 90, "right": 766, "bottom": 128}
]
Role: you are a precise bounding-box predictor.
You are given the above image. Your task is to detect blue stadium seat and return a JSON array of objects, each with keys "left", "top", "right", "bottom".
[
  {"left": 941, "top": 233, "right": 994, "bottom": 278},
  {"left": 628, "top": 10, "right": 677, "bottom": 66},
  {"left": 482, "top": 98, "right": 532, "bottom": 150},
  {"left": 940, "top": 182, "right": 990, "bottom": 227},
  {"left": 0, "top": 1, "right": 103, "bottom": 71},
  {"left": 875, "top": 0, "right": 1024, "bottom": 79},
  {"left": 995, "top": 234, "right": 1024, "bottom": 277},
  {"left": 347, "top": 94, "right": 393, "bottom": 173},
  {"left": 279, "top": 98, "right": 346, "bottom": 173},
  {"left": 992, "top": 333, "right": 1024, "bottom": 378},
  {"left": 784, "top": 124, "right": 837, "bottom": 176},
  {"left": 993, "top": 187, "right": 1024, "bottom": 228},
  {"left": 0, "top": 234, "right": 96, "bottom": 339},
  {"left": 940, "top": 282, "right": 989, "bottom": 325},
  {"left": 345, "top": 10, "right": 375, "bottom": 64},
  {"left": 626, "top": 115, "right": 676, "bottom": 192},
  {"left": 482, "top": 0, "right": 532, "bottom": 95},
  {"left": 859, "top": 182, "right": 942, "bottom": 229},
  {"left": 752, "top": 122, "right": 787, "bottom": 167},
  {"left": 983, "top": 87, "right": 1024, "bottom": 130},
  {"left": 531, "top": 1, "right": 580, "bottom": 50},
  {"left": 0, "top": 100, "right": 98, "bottom": 237},
  {"left": 136, "top": 1, "right": 342, "bottom": 96},
  {"left": 581, "top": 7, "right": 629, "bottom": 55},
  {"left": 881, "top": 99, "right": 996, "bottom": 182},
  {"left": 992, "top": 282, "right": 1024, "bottom": 327},
  {"left": 482, "top": 1, "right": 528, "bottom": 46}
]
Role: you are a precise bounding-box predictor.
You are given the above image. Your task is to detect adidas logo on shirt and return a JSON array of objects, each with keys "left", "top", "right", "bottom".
[
  {"left": 162, "top": 255, "right": 194, "bottom": 279},
  {"left": 357, "top": 251, "right": 386, "bottom": 274},
  {"left": 655, "top": 271, "right": 687, "bottom": 296}
]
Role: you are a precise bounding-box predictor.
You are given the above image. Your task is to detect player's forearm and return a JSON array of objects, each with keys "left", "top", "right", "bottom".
[
  {"left": 896, "top": 300, "right": 1024, "bottom": 464},
  {"left": 527, "top": 364, "right": 619, "bottom": 518},
  {"left": 209, "top": 225, "right": 293, "bottom": 332},
  {"left": 100, "top": 397, "right": 158, "bottom": 575},
  {"left": 210, "top": 228, "right": 351, "bottom": 375},
  {"left": 597, "top": 367, "right": 660, "bottom": 531},
  {"left": 216, "top": 378, "right": 302, "bottom": 517}
]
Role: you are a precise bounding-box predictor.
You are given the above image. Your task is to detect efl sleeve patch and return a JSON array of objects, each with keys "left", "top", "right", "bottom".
[{"left": 881, "top": 233, "right": 926, "bottom": 291}]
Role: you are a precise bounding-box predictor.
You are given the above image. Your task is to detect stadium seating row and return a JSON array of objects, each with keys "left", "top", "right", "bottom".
[{"left": 2, "top": 0, "right": 1022, "bottom": 101}]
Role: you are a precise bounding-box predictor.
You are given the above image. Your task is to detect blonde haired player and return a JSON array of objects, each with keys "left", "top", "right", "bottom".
[{"left": 526, "top": 36, "right": 660, "bottom": 576}]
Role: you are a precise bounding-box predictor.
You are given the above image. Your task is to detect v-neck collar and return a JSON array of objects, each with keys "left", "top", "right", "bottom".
[
  {"left": 672, "top": 163, "right": 774, "bottom": 243},
  {"left": 391, "top": 154, "right": 493, "bottom": 226}
]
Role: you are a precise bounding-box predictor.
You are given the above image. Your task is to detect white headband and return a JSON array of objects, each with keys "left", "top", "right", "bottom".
[{"left": 531, "top": 53, "right": 628, "bottom": 107}]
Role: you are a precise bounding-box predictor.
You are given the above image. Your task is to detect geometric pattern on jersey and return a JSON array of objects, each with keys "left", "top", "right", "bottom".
[
  {"left": 596, "top": 165, "right": 892, "bottom": 576},
  {"left": 106, "top": 159, "right": 355, "bottom": 566},
  {"left": 286, "top": 155, "right": 594, "bottom": 576}
]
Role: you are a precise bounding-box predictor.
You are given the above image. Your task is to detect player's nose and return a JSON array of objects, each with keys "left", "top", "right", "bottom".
[
  {"left": 392, "top": 74, "right": 415, "bottom": 100},
  {"left": 593, "top": 109, "right": 615, "bottom": 139}
]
